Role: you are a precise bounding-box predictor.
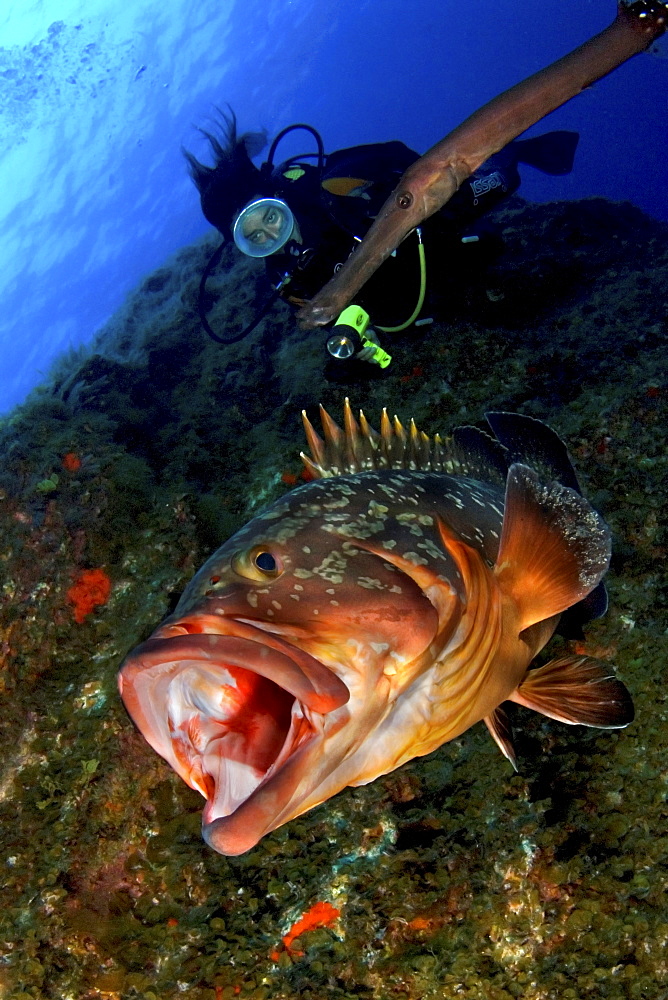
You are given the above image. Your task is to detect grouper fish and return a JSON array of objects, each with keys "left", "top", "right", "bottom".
[
  {"left": 118, "top": 403, "right": 633, "bottom": 856},
  {"left": 297, "top": 1, "right": 668, "bottom": 327}
]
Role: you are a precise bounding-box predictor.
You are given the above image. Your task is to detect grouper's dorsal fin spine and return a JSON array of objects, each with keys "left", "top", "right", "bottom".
[
  {"left": 300, "top": 404, "right": 588, "bottom": 490},
  {"left": 301, "top": 398, "right": 445, "bottom": 478}
]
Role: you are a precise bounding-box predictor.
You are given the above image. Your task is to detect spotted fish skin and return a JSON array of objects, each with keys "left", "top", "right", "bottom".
[{"left": 118, "top": 404, "right": 633, "bottom": 856}]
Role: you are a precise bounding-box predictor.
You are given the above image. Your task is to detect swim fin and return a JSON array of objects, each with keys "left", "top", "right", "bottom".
[{"left": 512, "top": 130, "right": 579, "bottom": 175}]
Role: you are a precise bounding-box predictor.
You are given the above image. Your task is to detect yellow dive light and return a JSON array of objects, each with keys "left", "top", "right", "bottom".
[{"left": 326, "top": 305, "right": 392, "bottom": 368}]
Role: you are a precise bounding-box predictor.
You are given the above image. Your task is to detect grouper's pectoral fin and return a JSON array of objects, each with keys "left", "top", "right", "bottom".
[
  {"left": 486, "top": 654, "right": 633, "bottom": 766},
  {"left": 494, "top": 463, "right": 611, "bottom": 631},
  {"left": 509, "top": 655, "right": 634, "bottom": 729}
]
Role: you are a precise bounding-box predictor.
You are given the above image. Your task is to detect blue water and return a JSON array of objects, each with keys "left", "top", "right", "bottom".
[{"left": 0, "top": 0, "right": 665, "bottom": 414}]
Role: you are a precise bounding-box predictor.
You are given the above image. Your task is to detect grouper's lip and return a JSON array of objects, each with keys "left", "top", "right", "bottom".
[
  {"left": 201, "top": 733, "right": 326, "bottom": 856},
  {"left": 121, "top": 616, "right": 349, "bottom": 713},
  {"left": 118, "top": 617, "right": 350, "bottom": 855}
]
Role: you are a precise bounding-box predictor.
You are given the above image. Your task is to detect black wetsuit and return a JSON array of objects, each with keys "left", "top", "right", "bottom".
[
  {"left": 264, "top": 141, "right": 419, "bottom": 325},
  {"left": 264, "top": 131, "right": 578, "bottom": 327}
]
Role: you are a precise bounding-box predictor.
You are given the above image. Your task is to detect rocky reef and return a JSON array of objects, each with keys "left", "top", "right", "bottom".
[{"left": 0, "top": 195, "right": 666, "bottom": 999}]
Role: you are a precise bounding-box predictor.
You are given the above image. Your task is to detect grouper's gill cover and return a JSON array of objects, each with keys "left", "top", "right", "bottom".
[{"left": 118, "top": 401, "right": 633, "bottom": 856}]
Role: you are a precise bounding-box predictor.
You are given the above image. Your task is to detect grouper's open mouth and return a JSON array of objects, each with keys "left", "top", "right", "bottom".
[{"left": 118, "top": 617, "right": 349, "bottom": 855}]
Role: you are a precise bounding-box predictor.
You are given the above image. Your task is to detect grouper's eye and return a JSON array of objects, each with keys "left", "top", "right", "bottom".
[{"left": 231, "top": 545, "right": 283, "bottom": 582}]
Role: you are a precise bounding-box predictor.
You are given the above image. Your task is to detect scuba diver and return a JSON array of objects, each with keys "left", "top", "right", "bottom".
[{"left": 184, "top": 110, "right": 579, "bottom": 372}]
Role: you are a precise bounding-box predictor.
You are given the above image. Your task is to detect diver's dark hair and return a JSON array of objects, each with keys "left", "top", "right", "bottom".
[{"left": 183, "top": 108, "right": 269, "bottom": 235}]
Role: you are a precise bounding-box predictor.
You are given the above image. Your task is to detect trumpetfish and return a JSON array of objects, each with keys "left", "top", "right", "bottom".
[{"left": 297, "top": 1, "right": 668, "bottom": 328}]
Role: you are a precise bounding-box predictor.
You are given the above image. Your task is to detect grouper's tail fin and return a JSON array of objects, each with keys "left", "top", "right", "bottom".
[{"left": 513, "top": 130, "right": 579, "bottom": 175}]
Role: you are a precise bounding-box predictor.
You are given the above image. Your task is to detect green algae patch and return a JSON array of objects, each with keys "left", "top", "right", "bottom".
[{"left": 0, "top": 198, "right": 667, "bottom": 999}]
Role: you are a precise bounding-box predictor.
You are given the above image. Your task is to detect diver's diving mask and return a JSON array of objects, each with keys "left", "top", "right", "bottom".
[{"left": 232, "top": 197, "right": 296, "bottom": 258}]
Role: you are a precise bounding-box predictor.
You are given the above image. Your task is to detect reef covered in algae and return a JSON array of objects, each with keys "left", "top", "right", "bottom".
[{"left": 0, "top": 195, "right": 666, "bottom": 1000}]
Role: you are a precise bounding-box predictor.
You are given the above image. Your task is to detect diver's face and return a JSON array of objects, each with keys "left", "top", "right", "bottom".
[{"left": 241, "top": 203, "right": 290, "bottom": 250}]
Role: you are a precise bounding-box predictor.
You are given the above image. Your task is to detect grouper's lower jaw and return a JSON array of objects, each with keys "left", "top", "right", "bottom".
[
  {"left": 118, "top": 622, "right": 351, "bottom": 855},
  {"left": 201, "top": 734, "right": 326, "bottom": 856}
]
